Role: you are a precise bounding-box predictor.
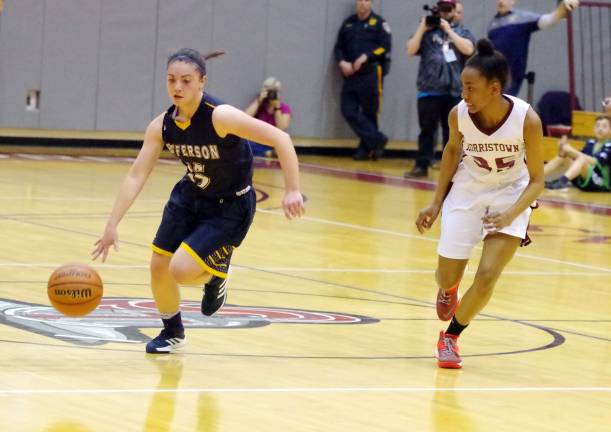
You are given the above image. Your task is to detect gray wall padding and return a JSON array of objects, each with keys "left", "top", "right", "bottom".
[
  {"left": 39, "top": 0, "right": 101, "bottom": 129},
  {"left": 0, "top": 0, "right": 599, "bottom": 141},
  {"left": 96, "top": 0, "right": 158, "bottom": 131},
  {"left": 0, "top": 0, "right": 45, "bottom": 128}
]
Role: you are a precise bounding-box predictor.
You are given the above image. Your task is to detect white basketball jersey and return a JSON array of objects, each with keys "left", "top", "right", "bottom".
[{"left": 456, "top": 95, "right": 530, "bottom": 185}]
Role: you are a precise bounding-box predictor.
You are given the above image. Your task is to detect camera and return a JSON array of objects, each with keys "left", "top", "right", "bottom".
[
  {"left": 423, "top": 4, "right": 440, "bottom": 28},
  {"left": 423, "top": 2, "right": 453, "bottom": 28},
  {"left": 266, "top": 89, "right": 278, "bottom": 101}
]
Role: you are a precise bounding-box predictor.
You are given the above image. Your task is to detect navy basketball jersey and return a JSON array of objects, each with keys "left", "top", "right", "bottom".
[{"left": 162, "top": 93, "right": 253, "bottom": 198}]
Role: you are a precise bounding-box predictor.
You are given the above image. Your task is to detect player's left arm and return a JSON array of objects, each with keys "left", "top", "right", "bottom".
[
  {"left": 483, "top": 108, "right": 545, "bottom": 231},
  {"left": 212, "top": 104, "right": 304, "bottom": 219},
  {"left": 508, "top": 108, "right": 545, "bottom": 218}
]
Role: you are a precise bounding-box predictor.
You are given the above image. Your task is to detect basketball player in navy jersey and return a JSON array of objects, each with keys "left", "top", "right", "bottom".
[
  {"left": 92, "top": 48, "right": 304, "bottom": 354},
  {"left": 415, "top": 39, "right": 544, "bottom": 368}
]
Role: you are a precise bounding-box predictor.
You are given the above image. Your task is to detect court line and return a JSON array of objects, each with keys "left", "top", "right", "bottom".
[
  {"left": 294, "top": 161, "right": 611, "bottom": 216},
  {"left": 257, "top": 209, "right": 611, "bottom": 273},
  {"left": 0, "top": 262, "right": 607, "bottom": 276},
  {"left": 0, "top": 197, "right": 165, "bottom": 202},
  {"left": 3, "top": 154, "right": 609, "bottom": 214},
  {"left": 0, "top": 386, "right": 610, "bottom": 396},
  {"left": 1, "top": 183, "right": 608, "bottom": 273}
]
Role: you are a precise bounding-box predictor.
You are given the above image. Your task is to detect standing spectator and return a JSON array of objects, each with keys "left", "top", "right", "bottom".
[
  {"left": 404, "top": 0, "right": 475, "bottom": 178},
  {"left": 454, "top": 1, "right": 464, "bottom": 24},
  {"left": 488, "top": 0, "right": 579, "bottom": 96},
  {"left": 0, "top": 0, "right": 4, "bottom": 14},
  {"left": 245, "top": 77, "right": 292, "bottom": 157},
  {"left": 334, "top": 0, "right": 392, "bottom": 161}
]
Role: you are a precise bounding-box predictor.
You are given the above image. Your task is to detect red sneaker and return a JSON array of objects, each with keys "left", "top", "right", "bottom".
[
  {"left": 436, "top": 287, "right": 459, "bottom": 321},
  {"left": 436, "top": 331, "right": 462, "bottom": 369}
]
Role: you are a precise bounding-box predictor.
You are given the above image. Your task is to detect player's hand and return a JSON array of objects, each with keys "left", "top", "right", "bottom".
[
  {"left": 282, "top": 190, "right": 305, "bottom": 220},
  {"left": 339, "top": 60, "right": 354, "bottom": 77},
  {"left": 563, "top": 0, "right": 579, "bottom": 11},
  {"left": 482, "top": 208, "right": 512, "bottom": 232},
  {"left": 91, "top": 224, "right": 119, "bottom": 262},
  {"left": 352, "top": 54, "right": 368, "bottom": 72},
  {"left": 415, "top": 202, "right": 441, "bottom": 234}
]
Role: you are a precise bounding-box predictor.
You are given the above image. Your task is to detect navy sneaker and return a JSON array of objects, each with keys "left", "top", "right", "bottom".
[
  {"left": 201, "top": 275, "right": 228, "bottom": 316},
  {"left": 145, "top": 328, "right": 186, "bottom": 354}
]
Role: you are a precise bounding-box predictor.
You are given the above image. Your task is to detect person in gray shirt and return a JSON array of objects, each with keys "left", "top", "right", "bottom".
[{"left": 404, "top": 0, "right": 475, "bottom": 178}]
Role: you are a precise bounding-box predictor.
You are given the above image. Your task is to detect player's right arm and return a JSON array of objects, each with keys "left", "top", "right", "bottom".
[
  {"left": 415, "top": 106, "right": 463, "bottom": 233},
  {"left": 92, "top": 114, "right": 165, "bottom": 261}
]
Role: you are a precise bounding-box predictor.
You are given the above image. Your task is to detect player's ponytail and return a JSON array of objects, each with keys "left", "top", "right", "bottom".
[
  {"left": 465, "top": 38, "right": 509, "bottom": 88},
  {"left": 167, "top": 48, "right": 225, "bottom": 76},
  {"left": 203, "top": 51, "right": 225, "bottom": 61}
]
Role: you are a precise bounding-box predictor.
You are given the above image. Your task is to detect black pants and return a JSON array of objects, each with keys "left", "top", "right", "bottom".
[
  {"left": 341, "top": 68, "right": 387, "bottom": 153},
  {"left": 415, "top": 95, "right": 461, "bottom": 169}
]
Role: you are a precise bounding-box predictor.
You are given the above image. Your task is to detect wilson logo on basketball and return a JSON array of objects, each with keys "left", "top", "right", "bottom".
[
  {"left": 52, "top": 288, "right": 93, "bottom": 299},
  {"left": 0, "top": 297, "right": 378, "bottom": 345}
]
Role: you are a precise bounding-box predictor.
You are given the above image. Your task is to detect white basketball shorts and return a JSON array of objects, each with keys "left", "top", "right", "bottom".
[{"left": 437, "top": 172, "right": 532, "bottom": 260}]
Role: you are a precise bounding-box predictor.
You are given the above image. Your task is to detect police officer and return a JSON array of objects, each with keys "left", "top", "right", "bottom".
[{"left": 334, "top": 0, "right": 392, "bottom": 161}]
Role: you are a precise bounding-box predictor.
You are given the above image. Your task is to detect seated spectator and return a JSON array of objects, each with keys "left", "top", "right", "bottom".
[
  {"left": 545, "top": 116, "right": 611, "bottom": 192},
  {"left": 245, "top": 77, "right": 292, "bottom": 157}
]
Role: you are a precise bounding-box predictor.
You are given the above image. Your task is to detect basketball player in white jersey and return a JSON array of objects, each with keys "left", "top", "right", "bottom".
[{"left": 415, "top": 38, "right": 544, "bottom": 369}]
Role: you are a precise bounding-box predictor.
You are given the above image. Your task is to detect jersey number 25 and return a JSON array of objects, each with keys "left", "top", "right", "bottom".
[{"left": 472, "top": 155, "right": 516, "bottom": 172}]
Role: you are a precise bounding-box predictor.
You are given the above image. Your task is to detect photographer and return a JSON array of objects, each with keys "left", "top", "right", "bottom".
[
  {"left": 245, "top": 77, "right": 292, "bottom": 157},
  {"left": 404, "top": 0, "right": 475, "bottom": 178},
  {"left": 334, "top": 0, "right": 392, "bottom": 161}
]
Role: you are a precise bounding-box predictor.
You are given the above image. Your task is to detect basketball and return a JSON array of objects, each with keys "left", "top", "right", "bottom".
[{"left": 47, "top": 263, "right": 103, "bottom": 317}]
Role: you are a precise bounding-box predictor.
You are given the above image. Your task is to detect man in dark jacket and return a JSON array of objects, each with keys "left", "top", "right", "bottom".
[
  {"left": 404, "top": 0, "right": 475, "bottom": 178},
  {"left": 334, "top": 0, "right": 392, "bottom": 161}
]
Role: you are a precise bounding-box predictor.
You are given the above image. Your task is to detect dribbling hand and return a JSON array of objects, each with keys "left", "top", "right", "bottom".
[
  {"left": 282, "top": 190, "right": 305, "bottom": 220},
  {"left": 415, "top": 203, "right": 441, "bottom": 234},
  {"left": 91, "top": 225, "right": 119, "bottom": 262}
]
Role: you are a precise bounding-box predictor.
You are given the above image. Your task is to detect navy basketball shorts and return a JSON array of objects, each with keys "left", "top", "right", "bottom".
[{"left": 151, "top": 179, "right": 256, "bottom": 279}]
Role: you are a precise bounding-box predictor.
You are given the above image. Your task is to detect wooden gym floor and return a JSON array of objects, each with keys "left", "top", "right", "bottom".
[{"left": 0, "top": 152, "right": 609, "bottom": 431}]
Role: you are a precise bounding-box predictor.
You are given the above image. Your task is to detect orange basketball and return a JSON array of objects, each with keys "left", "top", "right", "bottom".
[{"left": 47, "top": 263, "right": 103, "bottom": 317}]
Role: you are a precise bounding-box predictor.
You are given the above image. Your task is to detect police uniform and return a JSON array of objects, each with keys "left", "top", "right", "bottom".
[
  {"left": 334, "top": 11, "right": 391, "bottom": 159},
  {"left": 439, "top": 95, "right": 533, "bottom": 259},
  {"left": 152, "top": 93, "right": 256, "bottom": 279}
]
